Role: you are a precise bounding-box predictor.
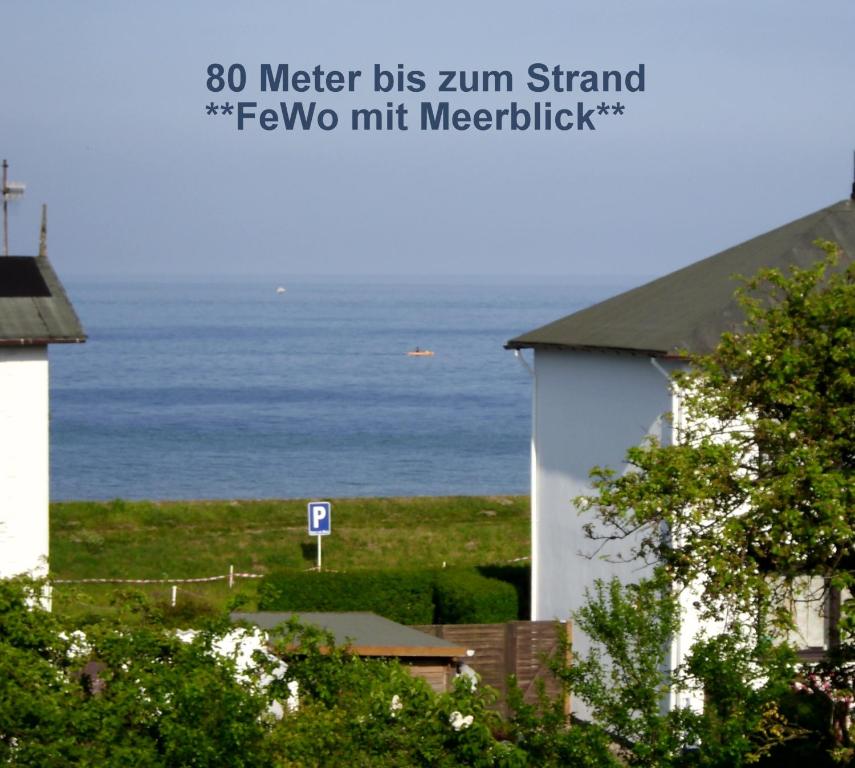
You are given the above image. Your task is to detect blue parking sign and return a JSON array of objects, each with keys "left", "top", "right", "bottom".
[{"left": 308, "top": 501, "right": 331, "bottom": 535}]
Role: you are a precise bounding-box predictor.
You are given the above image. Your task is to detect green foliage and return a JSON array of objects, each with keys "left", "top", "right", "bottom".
[
  {"left": 434, "top": 568, "right": 519, "bottom": 624},
  {"left": 258, "top": 566, "right": 522, "bottom": 625},
  {"left": 154, "top": 591, "right": 221, "bottom": 626},
  {"left": 0, "top": 577, "right": 271, "bottom": 767},
  {"left": 505, "top": 674, "right": 621, "bottom": 767},
  {"left": 0, "top": 577, "right": 532, "bottom": 767},
  {"left": 478, "top": 564, "right": 532, "bottom": 619},
  {"left": 763, "top": 650, "right": 855, "bottom": 767},
  {"left": 581, "top": 244, "right": 855, "bottom": 630},
  {"left": 267, "top": 620, "right": 527, "bottom": 767},
  {"left": 550, "top": 573, "right": 804, "bottom": 767},
  {"left": 560, "top": 572, "right": 693, "bottom": 767},
  {"left": 684, "top": 630, "right": 802, "bottom": 767},
  {"left": 569, "top": 246, "right": 855, "bottom": 764},
  {"left": 257, "top": 569, "right": 437, "bottom": 624}
]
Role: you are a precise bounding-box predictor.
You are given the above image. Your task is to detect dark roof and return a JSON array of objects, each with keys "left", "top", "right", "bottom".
[
  {"left": 0, "top": 256, "right": 86, "bottom": 345},
  {"left": 231, "top": 611, "right": 470, "bottom": 658},
  {"left": 506, "top": 198, "right": 855, "bottom": 357}
]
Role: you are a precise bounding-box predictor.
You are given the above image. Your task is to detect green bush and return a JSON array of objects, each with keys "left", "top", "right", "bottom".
[
  {"left": 0, "top": 577, "right": 273, "bottom": 767},
  {"left": 266, "top": 620, "right": 529, "bottom": 767},
  {"left": 257, "top": 567, "right": 522, "bottom": 625},
  {"left": 477, "top": 564, "right": 531, "bottom": 620},
  {"left": 257, "top": 570, "right": 436, "bottom": 625},
  {"left": 433, "top": 568, "right": 518, "bottom": 624},
  {"left": 1, "top": 577, "right": 530, "bottom": 767}
]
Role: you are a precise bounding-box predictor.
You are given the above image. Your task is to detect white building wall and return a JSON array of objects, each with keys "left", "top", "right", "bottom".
[
  {"left": 531, "top": 349, "right": 678, "bottom": 624},
  {"left": 0, "top": 346, "right": 50, "bottom": 579},
  {"left": 531, "top": 349, "right": 684, "bottom": 714}
]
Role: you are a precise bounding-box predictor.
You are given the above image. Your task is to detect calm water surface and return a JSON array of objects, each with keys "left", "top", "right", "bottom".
[{"left": 50, "top": 277, "right": 633, "bottom": 500}]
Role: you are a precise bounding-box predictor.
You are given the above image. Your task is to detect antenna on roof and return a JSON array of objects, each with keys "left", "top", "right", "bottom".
[
  {"left": 2, "top": 159, "right": 27, "bottom": 257},
  {"left": 39, "top": 204, "right": 47, "bottom": 258}
]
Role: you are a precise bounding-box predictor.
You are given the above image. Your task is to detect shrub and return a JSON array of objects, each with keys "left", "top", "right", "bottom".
[
  {"left": 257, "top": 570, "right": 436, "bottom": 625},
  {"left": 0, "top": 577, "right": 273, "bottom": 767},
  {"left": 266, "top": 620, "right": 528, "bottom": 767},
  {"left": 258, "top": 567, "right": 522, "bottom": 625},
  {"left": 1, "top": 578, "right": 529, "bottom": 767},
  {"left": 433, "top": 568, "right": 518, "bottom": 624},
  {"left": 477, "top": 564, "right": 531, "bottom": 620}
]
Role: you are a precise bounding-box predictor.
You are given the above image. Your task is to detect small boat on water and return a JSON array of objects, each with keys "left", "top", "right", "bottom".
[
  {"left": 407, "top": 347, "right": 434, "bottom": 357},
  {"left": 276, "top": 286, "right": 286, "bottom": 294}
]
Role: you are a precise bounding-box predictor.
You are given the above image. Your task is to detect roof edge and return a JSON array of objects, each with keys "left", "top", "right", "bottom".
[
  {"left": 505, "top": 340, "right": 683, "bottom": 358},
  {"left": 0, "top": 336, "right": 87, "bottom": 346},
  {"left": 504, "top": 198, "right": 853, "bottom": 355}
]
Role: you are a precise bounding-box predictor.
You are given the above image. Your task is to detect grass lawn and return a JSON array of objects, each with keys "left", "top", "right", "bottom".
[{"left": 50, "top": 496, "right": 530, "bottom": 621}]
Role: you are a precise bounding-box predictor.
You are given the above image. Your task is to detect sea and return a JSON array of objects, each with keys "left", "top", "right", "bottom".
[{"left": 49, "top": 277, "right": 635, "bottom": 501}]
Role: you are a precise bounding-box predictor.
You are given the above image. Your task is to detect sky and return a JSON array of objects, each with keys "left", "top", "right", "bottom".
[{"left": 2, "top": 0, "right": 855, "bottom": 279}]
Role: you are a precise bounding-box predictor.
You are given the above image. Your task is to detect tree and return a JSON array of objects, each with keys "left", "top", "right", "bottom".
[
  {"left": 581, "top": 242, "right": 854, "bottom": 634},
  {"left": 552, "top": 570, "right": 801, "bottom": 767}
]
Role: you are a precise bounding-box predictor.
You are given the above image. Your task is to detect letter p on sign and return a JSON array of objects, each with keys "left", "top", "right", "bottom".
[{"left": 308, "top": 502, "right": 331, "bottom": 535}]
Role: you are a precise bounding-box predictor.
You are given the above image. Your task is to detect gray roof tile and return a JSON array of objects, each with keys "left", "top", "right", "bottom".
[
  {"left": 0, "top": 256, "right": 85, "bottom": 344},
  {"left": 231, "top": 611, "right": 469, "bottom": 657},
  {"left": 506, "top": 198, "right": 855, "bottom": 356}
]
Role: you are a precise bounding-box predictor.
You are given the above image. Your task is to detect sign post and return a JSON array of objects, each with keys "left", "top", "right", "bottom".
[{"left": 307, "top": 501, "right": 331, "bottom": 571}]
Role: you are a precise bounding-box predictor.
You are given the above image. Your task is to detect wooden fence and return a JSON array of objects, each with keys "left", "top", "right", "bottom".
[{"left": 413, "top": 620, "right": 570, "bottom": 715}]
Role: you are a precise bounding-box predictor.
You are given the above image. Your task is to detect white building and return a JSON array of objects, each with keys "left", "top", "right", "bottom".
[
  {"left": 506, "top": 196, "right": 855, "bottom": 705},
  {"left": 0, "top": 234, "right": 85, "bottom": 580}
]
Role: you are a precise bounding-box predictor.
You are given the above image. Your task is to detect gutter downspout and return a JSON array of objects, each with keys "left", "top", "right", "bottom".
[
  {"left": 514, "top": 349, "right": 534, "bottom": 377},
  {"left": 649, "top": 355, "right": 671, "bottom": 387}
]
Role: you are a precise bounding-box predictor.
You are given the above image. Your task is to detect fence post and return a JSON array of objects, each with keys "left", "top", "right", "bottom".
[
  {"left": 229, "top": 564, "right": 234, "bottom": 589},
  {"left": 171, "top": 585, "right": 177, "bottom": 607}
]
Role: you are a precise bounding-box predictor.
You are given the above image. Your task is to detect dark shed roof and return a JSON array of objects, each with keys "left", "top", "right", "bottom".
[
  {"left": 506, "top": 198, "right": 855, "bottom": 357},
  {"left": 231, "top": 611, "right": 470, "bottom": 658},
  {"left": 0, "top": 256, "right": 86, "bottom": 345}
]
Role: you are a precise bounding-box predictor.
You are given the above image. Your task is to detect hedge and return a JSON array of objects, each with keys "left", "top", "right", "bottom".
[
  {"left": 433, "top": 568, "right": 518, "bottom": 624},
  {"left": 257, "top": 569, "right": 436, "bottom": 625},
  {"left": 257, "top": 566, "right": 525, "bottom": 625},
  {"left": 477, "top": 564, "right": 531, "bottom": 620}
]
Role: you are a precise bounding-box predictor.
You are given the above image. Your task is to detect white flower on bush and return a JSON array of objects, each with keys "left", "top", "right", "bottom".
[
  {"left": 285, "top": 680, "right": 299, "bottom": 713},
  {"left": 176, "top": 626, "right": 298, "bottom": 717},
  {"left": 267, "top": 699, "right": 285, "bottom": 721},
  {"left": 390, "top": 694, "right": 403, "bottom": 717},
  {"left": 449, "top": 711, "right": 474, "bottom": 731},
  {"left": 211, "top": 627, "right": 272, "bottom": 683},
  {"left": 59, "top": 629, "right": 91, "bottom": 660}
]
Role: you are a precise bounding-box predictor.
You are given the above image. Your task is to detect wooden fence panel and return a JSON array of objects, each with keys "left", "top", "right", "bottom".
[{"left": 412, "top": 621, "right": 568, "bottom": 714}]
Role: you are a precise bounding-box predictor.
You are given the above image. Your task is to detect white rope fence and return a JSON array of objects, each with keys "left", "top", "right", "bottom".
[
  {"left": 54, "top": 557, "right": 530, "bottom": 584},
  {"left": 53, "top": 565, "right": 264, "bottom": 587}
]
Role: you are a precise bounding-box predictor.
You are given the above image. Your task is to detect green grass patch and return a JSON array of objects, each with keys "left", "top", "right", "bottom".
[{"left": 50, "top": 496, "right": 530, "bottom": 623}]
